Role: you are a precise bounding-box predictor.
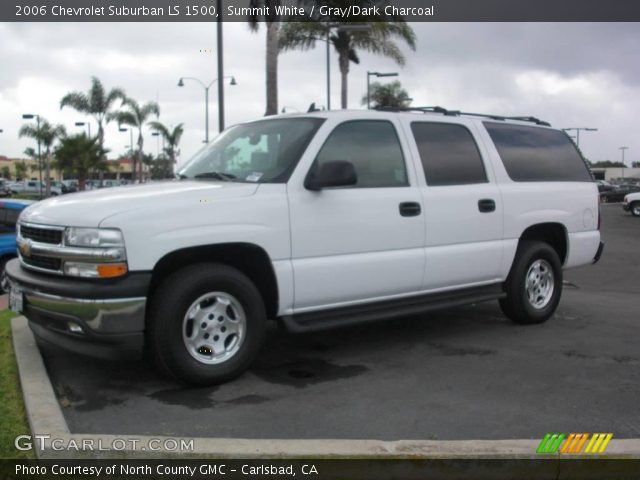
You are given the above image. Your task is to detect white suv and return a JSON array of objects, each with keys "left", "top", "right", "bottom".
[
  {"left": 623, "top": 192, "right": 640, "bottom": 216},
  {"left": 7, "top": 108, "right": 603, "bottom": 384}
]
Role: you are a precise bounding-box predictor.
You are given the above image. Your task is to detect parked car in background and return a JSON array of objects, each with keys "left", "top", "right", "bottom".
[
  {"left": 0, "top": 199, "right": 34, "bottom": 293},
  {"left": 50, "top": 181, "right": 69, "bottom": 194},
  {"left": 595, "top": 180, "right": 614, "bottom": 193},
  {"left": 0, "top": 179, "right": 12, "bottom": 197},
  {"left": 9, "top": 180, "right": 62, "bottom": 197},
  {"left": 62, "top": 180, "right": 78, "bottom": 192},
  {"left": 622, "top": 192, "right": 640, "bottom": 217},
  {"left": 600, "top": 184, "right": 640, "bottom": 203}
]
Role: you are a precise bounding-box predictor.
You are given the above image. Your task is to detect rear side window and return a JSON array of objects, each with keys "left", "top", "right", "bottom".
[
  {"left": 410, "top": 122, "right": 487, "bottom": 186},
  {"left": 315, "top": 120, "right": 408, "bottom": 188},
  {"left": 484, "top": 122, "right": 592, "bottom": 182}
]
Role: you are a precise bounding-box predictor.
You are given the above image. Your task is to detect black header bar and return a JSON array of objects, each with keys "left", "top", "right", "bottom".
[{"left": 2, "top": 0, "right": 640, "bottom": 22}]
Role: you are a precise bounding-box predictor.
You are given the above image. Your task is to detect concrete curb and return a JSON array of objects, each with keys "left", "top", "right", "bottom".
[{"left": 11, "top": 316, "right": 640, "bottom": 460}]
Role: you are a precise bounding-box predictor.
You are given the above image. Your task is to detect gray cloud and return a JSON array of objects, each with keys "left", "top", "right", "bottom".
[{"left": 0, "top": 22, "right": 638, "bottom": 165}]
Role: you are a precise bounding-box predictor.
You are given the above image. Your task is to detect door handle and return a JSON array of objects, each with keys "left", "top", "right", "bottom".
[
  {"left": 478, "top": 199, "right": 496, "bottom": 213},
  {"left": 399, "top": 202, "right": 421, "bottom": 217}
]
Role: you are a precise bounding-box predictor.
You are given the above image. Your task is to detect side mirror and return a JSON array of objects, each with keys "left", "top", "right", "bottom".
[{"left": 305, "top": 160, "right": 357, "bottom": 191}]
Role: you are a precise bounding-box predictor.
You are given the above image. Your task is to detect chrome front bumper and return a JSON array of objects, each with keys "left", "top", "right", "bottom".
[
  {"left": 6, "top": 259, "right": 149, "bottom": 359},
  {"left": 16, "top": 285, "right": 146, "bottom": 334}
]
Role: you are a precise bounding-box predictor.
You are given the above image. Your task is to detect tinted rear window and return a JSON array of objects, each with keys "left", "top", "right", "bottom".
[
  {"left": 484, "top": 122, "right": 592, "bottom": 182},
  {"left": 411, "top": 122, "right": 487, "bottom": 186}
]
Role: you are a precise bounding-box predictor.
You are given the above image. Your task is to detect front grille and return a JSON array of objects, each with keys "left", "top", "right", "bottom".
[
  {"left": 20, "top": 224, "right": 63, "bottom": 245},
  {"left": 22, "top": 254, "right": 62, "bottom": 272}
]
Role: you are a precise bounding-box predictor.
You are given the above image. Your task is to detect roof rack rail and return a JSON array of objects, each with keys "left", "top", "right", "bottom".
[{"left": 373, "top": 106, "right": 551, "bottom": 126}]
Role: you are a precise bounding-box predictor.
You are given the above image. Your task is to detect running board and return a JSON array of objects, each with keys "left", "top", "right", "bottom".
[{"left": 281, "top": 284, "right": 506, "bottom": 333}]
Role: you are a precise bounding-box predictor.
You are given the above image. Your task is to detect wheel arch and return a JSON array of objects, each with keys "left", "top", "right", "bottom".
[
  {"left": 148, "top": 243, "right": 279, "bottom": 319},
  {"left": 518, "top": 222, "right": 569, "bottom": 265}
]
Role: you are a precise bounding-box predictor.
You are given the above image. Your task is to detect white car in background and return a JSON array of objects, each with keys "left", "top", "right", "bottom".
[{"left": 622, "top": 192, "right": 640, "bottom": 217}]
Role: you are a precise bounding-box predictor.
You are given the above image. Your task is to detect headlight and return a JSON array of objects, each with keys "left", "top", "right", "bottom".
[
  {"left": 62, "top": 228, "right": 128, "bottom": 278},
  {"left": 64, "top": 228, "right": 124, "bottom": 247}
]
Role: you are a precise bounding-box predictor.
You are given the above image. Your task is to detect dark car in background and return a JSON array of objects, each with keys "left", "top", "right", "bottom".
[
  {"left": 0, "top": 199, "right": 34, "bottom": 293},
  {"left": 600, "top": 184, "right": 640, "bottom": 203},
  {"left": 0, "top": 179, "right": 12, "bottom": 197}
]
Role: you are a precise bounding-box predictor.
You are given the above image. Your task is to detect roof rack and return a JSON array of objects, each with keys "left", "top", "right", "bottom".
[{"left": 373, "top": 106, "right": 551, "bottom": 127}]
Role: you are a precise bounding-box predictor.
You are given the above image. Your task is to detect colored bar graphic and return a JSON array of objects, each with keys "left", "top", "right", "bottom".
[
  {"left": 537, "top": 433, "right": 565, "bottom": 453},
  {"left": 538, "top": 433, "right": 613, "bottom": 454}
]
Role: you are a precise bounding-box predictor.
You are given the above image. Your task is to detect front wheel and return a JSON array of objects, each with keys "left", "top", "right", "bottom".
[
  {"left": 500, "top": 241, "right": 563, "bottom": 325},
  {"left": 149, "top": 263, "right": 266, "bottom": 385},
  {"left": 631, "top": 202, "right": 640, "bottom": 217}
]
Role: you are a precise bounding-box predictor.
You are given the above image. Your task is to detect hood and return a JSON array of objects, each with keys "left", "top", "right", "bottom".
[{"left": 20, "top": 180, "right": 259, "bottom": 227}]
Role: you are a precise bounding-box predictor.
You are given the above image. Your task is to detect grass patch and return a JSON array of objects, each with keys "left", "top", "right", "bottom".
[{"left": 0, "top": 310, "right": 34, "bottom": 459}]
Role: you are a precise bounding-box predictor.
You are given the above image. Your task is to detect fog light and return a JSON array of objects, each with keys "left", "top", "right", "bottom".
[
  {"left": 68, "top": 322, "right": 83, "bottom": 334},
  {"left": 64, "top": 262, "right": 128, "bottom": 278}
]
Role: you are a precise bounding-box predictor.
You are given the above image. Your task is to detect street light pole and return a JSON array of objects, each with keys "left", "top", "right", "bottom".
[
  {"left": 22, "top": 113, "right": 43, "bottom": 197},
  {"left": 561, "top": 127, "right": 598, "bottom": 148},
  {"left": 178, "top": 76, "right": 236, "bottom": 143},
  {"left": 326, "top": 30, "right": 330, "bottom": 110},
  {"left": 366, "top": 72, "right": 399, "bottom": 109},
  {"left": 217, "top": 0, "right": 225, "bottom": 132},
  {"left": 119, "top": 127, "right": 135, "bottom": 180},
  {"left": 152, "top": 132, "right": 161, "bottom": 157},
  {"left": 620, "top": 146, "right": 629, "bottom": 178},
  {"left": 75, "top": 121, "right": 91, "bottom": 137}
]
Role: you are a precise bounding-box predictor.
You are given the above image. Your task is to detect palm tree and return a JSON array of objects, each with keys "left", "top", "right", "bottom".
[
  {"left": 23, "top": 148, "right": 39, "bottom": 176},
  {"left": 248, "top": 0, "right": 282, "bottom": 116},
  {"left": 19, "top": 119, "right": 66, "bottom": 196},
  {"left": 362, "top": 80, "right": 412, "bottom": 109},
  {"left": 15, "top": 160, "right": 28, "bottom": 181},
  {"left": 112, "top": 98, "right": 160, "bottom": 182},
  {"left": 279, "top": 4, "right": 416, "bottom": 109},
  {"left": 53, "top": 134, "right": 108, "bottom": 191},
  {"left": 60, "top": 77, "right": 125, "bottom": 150},
  {"left": 148, "top": 121, "right": 184, "bottom": 176}
]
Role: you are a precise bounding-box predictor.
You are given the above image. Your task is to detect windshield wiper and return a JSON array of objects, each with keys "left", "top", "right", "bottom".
[{"left": 192, "top": 171, "right": 237, "bottom": 181}]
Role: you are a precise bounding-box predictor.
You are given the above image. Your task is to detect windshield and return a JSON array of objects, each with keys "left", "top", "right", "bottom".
[{"left": 177, "top": 117, "right": 324, "bottom": 183}]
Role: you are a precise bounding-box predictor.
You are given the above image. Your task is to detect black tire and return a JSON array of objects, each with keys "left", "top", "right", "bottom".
[
  {"left": 631, "top": 202, "right": 640, "bottom": 217},
  {"left": 0, "top": 257, "right": 11, "bottom": 294},
  {"left": 499, "top": 241, "right": 563, "bottom": 325},
  {"left": 148, "top": 263, "right": 266, "bottom": 385}
]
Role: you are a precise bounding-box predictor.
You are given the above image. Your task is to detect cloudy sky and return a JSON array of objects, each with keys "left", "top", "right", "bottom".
[{"left": 0, "top": 22, "right": 638, "bottom": 167}]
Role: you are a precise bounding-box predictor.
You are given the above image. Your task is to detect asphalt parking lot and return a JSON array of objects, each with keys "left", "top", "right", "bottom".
[{"left": 39, "top": 204, "right": 639, "bottom": 440}]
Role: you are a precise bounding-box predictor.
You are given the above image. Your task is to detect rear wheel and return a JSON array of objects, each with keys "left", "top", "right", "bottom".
[
  {"left": 149, "top": 263, "right": 266, "bottom": 385},
  {"left": 500, "top": 241, "right": 563, "bottom": 325},
  {"left": 631, "top": 201, "right": 640, "bottom": 217}
]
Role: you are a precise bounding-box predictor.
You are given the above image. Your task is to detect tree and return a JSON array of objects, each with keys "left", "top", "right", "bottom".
[
  {"left": 248, "top": 0, "right": 282, "bottom": 115},
  {"left": 1, "top": 166, "right": 11, "bottom": 180},
  {"left": 19, "top": 118, "right": 66, "bottom": 196},
  {"left": 632, "top": 161, "right": 640, "bottom": 168},
  {"left": 53, "top": 134, "right": 108, "bottom": 191},
  {"left": 280, "top": 5, "right": 416, "bottom": 109},
  {"left": 362, "top": 80, "right": 411, "bottom": 108},
  {"left": 60, "top": 77, "right": 125, "bottom": 151},
  {"left": 112, "top": 98, "right": 160, "bottom": 182},
  {"left": 591, "top": 161, "right": 626, "bottom": 168},
  {"left": 14, "top": 160, "right": 28, "bottom": 180},
  {"left": 148, "top": 122, "right": 184, "bottom": 177}
]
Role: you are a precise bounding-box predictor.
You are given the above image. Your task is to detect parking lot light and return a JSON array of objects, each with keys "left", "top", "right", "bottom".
[{"left": 21, "top": 113, "right": 43, "bottom": 197}]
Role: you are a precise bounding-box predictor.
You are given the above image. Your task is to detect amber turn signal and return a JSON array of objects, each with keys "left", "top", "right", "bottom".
[{"left": 96, "top": 263, "right": 128, "bottom": 278}]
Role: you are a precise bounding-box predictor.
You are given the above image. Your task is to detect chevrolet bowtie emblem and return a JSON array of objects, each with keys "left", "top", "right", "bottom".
[{"left": 19, "top": 239, "right": 32, "bottom": 258}]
